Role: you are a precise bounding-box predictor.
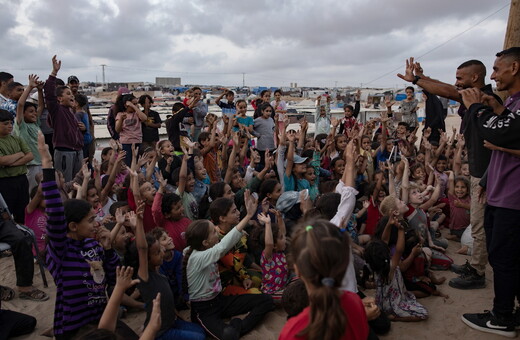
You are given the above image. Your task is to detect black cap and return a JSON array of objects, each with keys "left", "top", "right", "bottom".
[{"left": 67, "top": 75, "right": 79, "bottom": 84}]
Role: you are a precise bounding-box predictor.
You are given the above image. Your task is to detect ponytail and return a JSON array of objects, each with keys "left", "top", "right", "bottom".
[
  {"left": 182, "top": 247, "right": 194, "bottom": 297},
  {"left": 291, "top": 219, "right": 350, "bottom": 340}
]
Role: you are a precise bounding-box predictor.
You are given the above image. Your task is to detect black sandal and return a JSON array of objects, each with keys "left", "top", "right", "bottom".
[{"left": 0, "top": 285, "right": 15, "bottom": 301}]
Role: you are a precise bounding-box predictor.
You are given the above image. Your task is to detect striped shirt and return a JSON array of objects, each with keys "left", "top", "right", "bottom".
[{"left": 42, "top": 169, "right": 119, "bottom": 335}]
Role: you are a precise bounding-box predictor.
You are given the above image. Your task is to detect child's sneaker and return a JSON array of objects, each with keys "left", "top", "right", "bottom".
[{"left": 461, "top": 311, "right": 516, "bottom": 338}]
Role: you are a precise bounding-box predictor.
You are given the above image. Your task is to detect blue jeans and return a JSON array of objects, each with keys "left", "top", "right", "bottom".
[
  {"left": 156, "top": 319, "right": 206, "bottom": 340},
  {"left": 121, "top": 143, "right": 140, "bottom": 167}
]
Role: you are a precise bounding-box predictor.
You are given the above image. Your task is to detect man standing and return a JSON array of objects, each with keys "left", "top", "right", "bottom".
[
  {"left": 459, "top": 47, "right": 520, "bottom": 338},
  {"left": 398, "top": 58, "right": 499, "bottom": 290}
]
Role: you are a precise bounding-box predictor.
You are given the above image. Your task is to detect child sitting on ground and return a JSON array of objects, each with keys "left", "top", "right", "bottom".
[
  {"left": 183, "top": 191, "right": 274, "bottom": 340},
  {"left": 152, "top": 173, "right": 191, "bottom": 250},
  {"left": 151, "top": 227, "right": 187, "bottom": 310},
  {"left": 279, "top": 219, "right": 369, "bottom": 340},
  {"left": 364, "top": 198, "right": 428, "bottom": 322},
  {"left": 133, "top": 202, "right": 206, "bottom": 340},
  {"left": 257, "top": 211, "right": 288, "bottom": 302},
  {"left": 446, "top": 172, "right": 470, "bottom": 241}
]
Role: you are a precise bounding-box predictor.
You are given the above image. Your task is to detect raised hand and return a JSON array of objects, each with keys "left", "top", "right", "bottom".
[
  {"left": 81, "top": 163, "right": 91, "bottom": 179},
  {"left": 37, "top": 131, "right": 52, "bottom": 168},
  {"left": 147, "top": 293, "right": 162, "bottom": 333},
  {"left": 397, "top": 57, "right": 416, "bottom": 82},
  {"left": 157, "top": 171, "right": 167, "bottom": 189},
  {"left": 127, "top": 210, "right": 138, "bottom": 227},
  {"left": 115, "top": 208, "right": 126, "bottom": 225},
  {"left": 355, "top": 89, "right": 361, "bottom": 101},
  {"left": 244, "top": 190, "right": 258, "bottom": 217},
  {"left": 115, "top": 266, "right": 140, "bottom": 291},
  {"left": 413, "top": 62, "right": 424, "bottom": 77},
  {"left": 51, "top": 55, "right": 61, "bottom": 75},
  {"left": 28, "top": 74, "right": 39, "bottom": 88},
  {"left": 257, "top": 212, "right": 271, "bottom": 225}
]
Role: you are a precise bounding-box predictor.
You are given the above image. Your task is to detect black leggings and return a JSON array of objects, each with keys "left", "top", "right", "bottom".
[{"left": 191, "top": 293, "right": 274, "bottom": 340}]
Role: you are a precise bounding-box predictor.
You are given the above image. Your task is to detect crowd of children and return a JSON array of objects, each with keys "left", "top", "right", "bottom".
[{"left": 0, "top": 54, "right": 480, "bottom": 340}]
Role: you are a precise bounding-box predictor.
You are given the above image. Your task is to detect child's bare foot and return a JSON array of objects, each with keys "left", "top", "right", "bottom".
[
  {"left": 446, "top": 234, "right": 458, "bottom": 241},
  {"left": 429, "top": 273, "right": 446, "bottom": 285},
  {"left": 457, "top": 245, "right": 469, "bottom": 255}
]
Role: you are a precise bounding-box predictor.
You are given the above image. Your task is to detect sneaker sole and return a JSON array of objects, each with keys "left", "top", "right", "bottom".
[
  {"left": 461, "top": 315, "right": 517, "bottom": 338},
  {"left": 448, "top": 280, "right": 486, "bottom": 290}
]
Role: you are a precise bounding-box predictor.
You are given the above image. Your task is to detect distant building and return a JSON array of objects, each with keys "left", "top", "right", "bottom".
[
  {"left": 156, "top": 77, "right": 181, "bottom": 87},
  {"left": 127, "top": 82, "right": 144, "bottom": 90}
]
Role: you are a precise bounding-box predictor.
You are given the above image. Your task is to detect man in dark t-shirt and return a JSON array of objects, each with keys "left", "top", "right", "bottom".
[{"left": 398, "top": 58, "right": 501, "bottom": 290}]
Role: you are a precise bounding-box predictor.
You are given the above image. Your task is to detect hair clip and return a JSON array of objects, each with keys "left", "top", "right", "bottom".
[
  {"left": 305, "top": 225, "right": 313, "bottom": 232},
  {"left": 321, "top": 277, "right": 335, "bottom": 287}
]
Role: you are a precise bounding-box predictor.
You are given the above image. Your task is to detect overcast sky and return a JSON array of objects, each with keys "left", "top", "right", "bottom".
[{"left": 1, "top": 0, "right": 511, "bottom": 88}]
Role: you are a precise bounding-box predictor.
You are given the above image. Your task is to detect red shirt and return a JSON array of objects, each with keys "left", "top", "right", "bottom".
[
  {"left": 365, "top": 197, "right": 381, "bottom": 236},
  {"left": 127, "top": 189, "right": 156, "bottom": 233},
  {"left": 278, "top": 291, "right": 369, "bottom": 340}
]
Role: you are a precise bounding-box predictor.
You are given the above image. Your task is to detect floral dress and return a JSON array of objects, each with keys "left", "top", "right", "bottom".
[
  {"left": 374, "top": 266, "right": 428, "bottom": 319},
  {"left": 260, "top": 251, "right": 288, "bottom": 300}
]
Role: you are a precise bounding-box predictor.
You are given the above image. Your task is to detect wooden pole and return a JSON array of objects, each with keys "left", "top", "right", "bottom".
[{"left": 503, "top": 0, "right": 520, "bottom": 49}]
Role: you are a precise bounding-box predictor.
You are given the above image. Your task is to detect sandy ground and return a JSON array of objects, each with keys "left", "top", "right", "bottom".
[{"left": 2, "top": 114, "right": 504, "bottom": 340}]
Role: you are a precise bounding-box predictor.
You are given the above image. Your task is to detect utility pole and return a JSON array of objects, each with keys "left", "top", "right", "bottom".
[
  {"left": 504, "top": 0, "right": 519, "bottom": 49},
  {"left": 242, "top": 73, "right": 245, "bottom": 87},
  {"left": 100, "top": 64, "right": 106, "bottom": 88},
  {"left": 497, "top": 0, "right": 519, "bottom": 100}
]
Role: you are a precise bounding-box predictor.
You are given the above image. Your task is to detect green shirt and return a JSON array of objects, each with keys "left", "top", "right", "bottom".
[
  {"left": 0, "top": 134, "right": 30, "bottom": 178},
  {"left": 14, "top": 118, "right": 41, "bottom": 165}
]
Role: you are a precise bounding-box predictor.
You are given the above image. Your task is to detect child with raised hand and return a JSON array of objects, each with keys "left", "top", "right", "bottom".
[
  {"left": 78, "top": 266, "right": 162, "bottom": 340},
  {"left": 38, "top": 132, "right": 136, "bottom": 339},
  {"left": 184, "top": 191, "right": 274, "bottom": 340},
  {"left": 150, "top": 227, "right": 187, "bottom": 310},
  {"left": 210, "top": 197, "right": 262, "bottom": 295},
  {"left": 152, "top": 172, "right": 191, "bottom": 250},
  {"left": 257, "top": 211, "right": 288, "bottom": 302},
  {"left": 364, "top": 210, "right": 428, "bottom": 322},
  {"left": 114, "top": 93, "right": 148, "bottom": 166},
  {"left": 25, "top": 177, "right": 47, "bottom": 255},
  {"left": 173, "top": 153, "right": 198, "bottom": 221},
  {"left": 134, "top": 200, "right": 206, "bottom": 340},
  {"left": 43, "top": 55, "right": 84, "bottom": 182},
  {"left": 279, "top": 219, "right": 369, "bottom": 340},
  {"left": 14, "top": 74, "right": 44, "bottom": 191}
]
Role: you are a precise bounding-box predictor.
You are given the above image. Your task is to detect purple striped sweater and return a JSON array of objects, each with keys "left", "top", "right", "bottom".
[{"left": 42, "top": 169, "right": 119, "bottom": 335}]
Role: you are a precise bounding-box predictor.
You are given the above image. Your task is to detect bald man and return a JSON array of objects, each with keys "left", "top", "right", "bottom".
[{"left": 398, "top": 58, "right": 501, "bottom": 290}]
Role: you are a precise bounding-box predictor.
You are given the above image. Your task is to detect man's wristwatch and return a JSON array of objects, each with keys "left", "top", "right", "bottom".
[{"left": 412, "top": 75, "right": 421, "bottom": 85}]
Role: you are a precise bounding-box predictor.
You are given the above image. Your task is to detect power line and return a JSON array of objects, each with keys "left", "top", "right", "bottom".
[{"left": 363, "top": 2, "right": 510, "bottom": 86}]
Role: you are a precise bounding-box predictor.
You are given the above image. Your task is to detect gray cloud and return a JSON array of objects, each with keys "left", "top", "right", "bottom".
[{"left": 0, "top": 0, "right": 510, "bottom": 87}]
